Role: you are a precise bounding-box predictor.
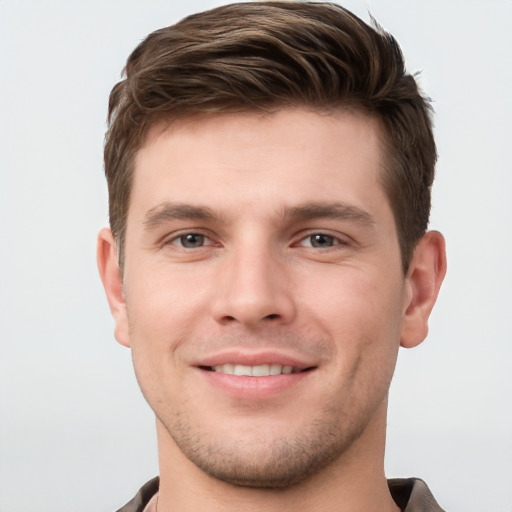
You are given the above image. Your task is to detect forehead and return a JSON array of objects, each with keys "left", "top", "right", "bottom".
[{"left": 130, "top": 108, "right": 389, "bottom": 223}]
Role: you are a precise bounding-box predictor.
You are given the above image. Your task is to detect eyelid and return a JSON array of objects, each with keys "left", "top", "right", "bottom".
[
  {"left": 160, "top": 229, "right": 220, "bottom": 249},
  {"left": 158, "top": 228, "right": 352, "bottom": 250},
  {"left": 293, "top": 230, "right": 352, "bottom": 248}
]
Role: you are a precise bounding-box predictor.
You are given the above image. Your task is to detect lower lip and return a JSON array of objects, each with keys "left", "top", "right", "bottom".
[{"left": 199, "top": 368, "right": 312, "bottom": 399}]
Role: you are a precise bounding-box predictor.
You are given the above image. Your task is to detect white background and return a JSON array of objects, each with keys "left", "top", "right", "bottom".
[{"left": 1, "top": 1, "right": 511, "bottom": 511}]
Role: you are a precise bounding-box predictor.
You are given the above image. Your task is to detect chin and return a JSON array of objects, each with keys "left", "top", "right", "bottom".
[{"left": 161, "top": 408, "right": 370, "bottom": 490}]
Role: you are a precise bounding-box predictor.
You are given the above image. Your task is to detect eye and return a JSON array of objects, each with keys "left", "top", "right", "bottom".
[
  {"left": 298, "top": 233, "right": 344, "bottom": 248},
  {"left": 171, "top": 233, "right": 210, "bottom": 248}
]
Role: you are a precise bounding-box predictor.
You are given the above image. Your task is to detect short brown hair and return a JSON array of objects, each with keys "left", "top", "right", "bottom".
[{"left": 104, "top": 1, "right": 436, "bottom": 272}]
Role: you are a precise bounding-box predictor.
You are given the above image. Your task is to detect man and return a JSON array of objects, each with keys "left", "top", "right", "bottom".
[{"left": 97, "top": 2, "right": 447, "bottom": 511}]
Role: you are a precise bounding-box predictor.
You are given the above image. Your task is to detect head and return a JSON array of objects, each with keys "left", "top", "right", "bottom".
[
  {"left": 98, "top": 1, "right": 446, "bottom": 495},
  {"left": 104, "top": 1, "right": 436, "bottom": 274}
]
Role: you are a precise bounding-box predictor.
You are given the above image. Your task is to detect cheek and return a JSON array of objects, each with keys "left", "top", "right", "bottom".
[
  {"left": 299, "top": 267, "right": 405, "bottom": 366},
  {"left": 125, "top": 262, "right": 209, "bottom": 345},
  {"left": 125, "top": 270, "right": 194, "bottom": 407}
]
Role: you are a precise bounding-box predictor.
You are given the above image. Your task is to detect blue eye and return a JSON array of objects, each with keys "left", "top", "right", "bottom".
[
  {"left": 176, "top": 233, "right": 207, "bottom": 248},
  {"left": 306, "top": 234, "right": 336, "bottom": 248}
]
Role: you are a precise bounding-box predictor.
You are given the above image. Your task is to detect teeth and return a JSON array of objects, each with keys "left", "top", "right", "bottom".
[
  {"left": 233, "top": 364, "right": 252, "bottom": 376},
  {"left": 270, "top": 364, "right": 282, "bottom": 375},
  {"left": 212, "top": 364, "right": 298, "bottom": 376},
  {"left": 252, "top": 364, "right": 270, "bottom": 377}
]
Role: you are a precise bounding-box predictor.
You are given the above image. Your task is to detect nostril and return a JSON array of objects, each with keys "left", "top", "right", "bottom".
[{"left": 265, "top": 314, "right": 279, "bottom": 320}]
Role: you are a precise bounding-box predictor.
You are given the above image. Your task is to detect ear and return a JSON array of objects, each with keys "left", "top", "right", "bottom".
[
  {"left": 400, "top": 230, "right": 447, "bottom": 349},
  {"left": 97, "top": 228, "right": 130, "bottom": 347}
]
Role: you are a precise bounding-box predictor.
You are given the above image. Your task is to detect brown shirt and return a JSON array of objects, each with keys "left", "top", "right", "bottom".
[{"left": 116, "top": 476, "right": 446, "bottom": 512}]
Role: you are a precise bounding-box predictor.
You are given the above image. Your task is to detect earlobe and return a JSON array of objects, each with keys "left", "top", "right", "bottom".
[
  {"left": 400, "top": 230, "right": 447, "bottom": 349},
  {"left": 97, "top": 228, "right": 130, "bottom": 347}
]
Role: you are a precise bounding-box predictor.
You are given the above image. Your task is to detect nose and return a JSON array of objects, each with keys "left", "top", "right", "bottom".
[{"left": 210, "top": 242, "right": 296, "bottom": 328}]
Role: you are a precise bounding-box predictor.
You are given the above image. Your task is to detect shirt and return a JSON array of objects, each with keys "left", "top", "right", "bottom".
[{"left": 115, "top": 476, "right": 445, "bottom": 512}]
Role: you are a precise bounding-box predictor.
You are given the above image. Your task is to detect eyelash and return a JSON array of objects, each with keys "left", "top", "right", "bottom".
[
  {"left": 164, "top": 232, "right": 215, "bottom": 249},
  {"left": 163, "top": 231, "right": 350, "bottom": 251},
  {"left": 297, "top": 233, "right": 342, "bottom": 248},
  {"left": 294, "top": 231, "right": 351, "bottom": 249}
]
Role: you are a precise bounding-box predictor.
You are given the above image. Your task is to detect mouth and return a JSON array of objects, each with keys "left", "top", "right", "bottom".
[
  {"left": 197, "top": 354, "right": 317, "bottom": 398},
  {"left": 199, "top": 364, "right": 314, "bottom": 377}
]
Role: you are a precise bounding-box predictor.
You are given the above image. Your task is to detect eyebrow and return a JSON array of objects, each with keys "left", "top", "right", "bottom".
[
  {"left": 143, "top": 202, "right": 220, "bottom": 229},
  {"left": 142, "top": 200, "right": 375, "bottom": 230},
  {"left": 282, "top": 202, "right": 375, "bottom": 227}
]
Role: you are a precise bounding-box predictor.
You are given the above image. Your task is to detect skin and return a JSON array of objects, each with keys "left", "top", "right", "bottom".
[{"left": 98, "top": 108, "right": 446, "bottom": 512}]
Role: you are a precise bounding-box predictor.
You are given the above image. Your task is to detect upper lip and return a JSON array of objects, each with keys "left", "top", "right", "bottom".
[{"left": 195, "top": 349, "right": 318, "bottom": 371}]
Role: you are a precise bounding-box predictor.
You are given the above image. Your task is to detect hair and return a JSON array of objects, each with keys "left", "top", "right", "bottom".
[{"left": 104, "top": 1, "right": 436, "bottom": 273}]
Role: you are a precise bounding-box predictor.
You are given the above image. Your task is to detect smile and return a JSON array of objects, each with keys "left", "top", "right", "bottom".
[
  {"left": 198, "top": 359, "right": 316, "bottom": 398},
  {"left": 204, "top": 363, "right": 303, "bottom": 376}
]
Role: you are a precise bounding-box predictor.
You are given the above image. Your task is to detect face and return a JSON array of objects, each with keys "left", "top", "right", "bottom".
[{"left": 104, "top": 108, "right": 415, "bottom": 487}]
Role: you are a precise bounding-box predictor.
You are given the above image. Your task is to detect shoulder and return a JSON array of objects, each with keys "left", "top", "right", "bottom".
[
  {"left": 388, "top": 478, "right": 446, "bottom": 512},
  {"left": 115, "top": 477, "right": 160, "bottom": 512}
]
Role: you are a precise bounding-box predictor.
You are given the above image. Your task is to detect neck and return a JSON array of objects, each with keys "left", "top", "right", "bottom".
[{"left": 155, "top": 401, "right": 400, "bottom": 512}]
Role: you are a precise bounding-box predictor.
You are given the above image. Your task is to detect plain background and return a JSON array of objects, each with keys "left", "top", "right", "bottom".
[{"left": 1, "top": 1, "right": 511, "bottom": 511}]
